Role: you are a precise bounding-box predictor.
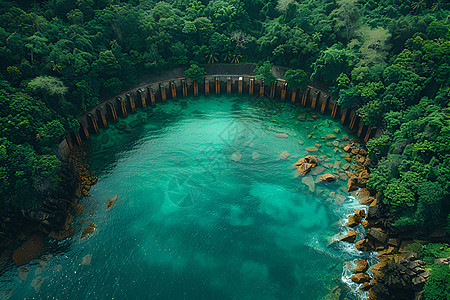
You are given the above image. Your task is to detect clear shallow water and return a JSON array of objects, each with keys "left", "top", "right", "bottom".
[{"left": 1, "top": 96, "right": 374, "bottom": 299}]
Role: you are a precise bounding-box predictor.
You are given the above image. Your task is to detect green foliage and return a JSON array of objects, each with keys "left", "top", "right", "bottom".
[
  {"left": 183, "top": 64, "right": 206, "bottom": 82},
  {"left": 424, "top": 265, "right": 450, "bottom": 300},
  {"left": 254, "top": 61, "right": 277, "bottom": 84},
  {"left": 284, "top": 69, "right": 308, "bottom": 89},
  {"left": 366, "top": 135, "right": 390, "bottom": 162}
]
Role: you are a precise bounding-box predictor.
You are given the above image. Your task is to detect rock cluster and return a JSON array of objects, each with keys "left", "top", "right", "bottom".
[
  {"left": 368, "top": 253, "right": 429, "bottom": 300},
  {"left": 295, "top": 155, "right": 319, "bottom": 175},
  {"left": 70, "top": 148, "right": 98, "bottom": 198}
]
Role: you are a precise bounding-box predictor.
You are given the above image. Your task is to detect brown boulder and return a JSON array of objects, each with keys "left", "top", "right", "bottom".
[
  {"left": 296, "top": 155, "right": 319, "bottom": 175},
  {"left": 367, "top": 228, "right": 388, "bottom": 244},
  {"left": 346, "top": 214, "right": 363, "bottom": 227},
  {"left": 354, "top": 259, "right": 369, "bottom": 273},
  {"left": 12, "top": 235, "right": 44, "bottom": 266},
  {"left": 351, "top": 148, "right": 360, "bottom": 155},
  {"left": 351, "top": 273, "right": 371, "bottom": 284},
  {"left": 339, "top": 230, "right": 357, "bottom": 243},
  {"left": 320, "top": 174, "right": 338, "bottom": 182},
  {"left": 73, "top": 204, "right": 84, "bottom": 216},
  {"left": 298, "top": 163, "right": 312, "bottom": 175},
  {"left": 355, "top": 209, "right": 366, "bottom": 218},
  {"left": 356, "top": 188, "right": 371, "bottom": 198},
  {"left": 81, "top": 222, "right": 97, "bottom": 238},
  {"left": 359, "top": 197, "right": 374, "bottom": 206},
  {"left": 107, "top": 195, "right": 117, "bottom": 209},
  {"left": 49, "top": 225, "right": 75, "bottom": 241},
  {"left": 370, "top": 262, "right": 387, "bottom": 279},
  {"left": 347, "top": 177, "right": 359, "bottom": 192},
  {"left": 355, "top": 240, "right": 368, "bottom": 251},
  {"left": 359, "top": 282, "right": 371, "bottom": 291},
  {"left": 305, "top": 146, "right": 319, "bottom": 152},
  {"left": 361, "top": 220, "right": 370, "bottom": 229}
]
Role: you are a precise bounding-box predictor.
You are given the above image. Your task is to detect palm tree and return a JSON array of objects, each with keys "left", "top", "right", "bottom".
[
  {"left": 230, "top": 53, "right": 242, "bottom": 64},
  {"left": 206, "top": 51, "right": 219, "bottom": 64},
  {"left": 412, "top": 0, "right": 426, "bottom": 12}
]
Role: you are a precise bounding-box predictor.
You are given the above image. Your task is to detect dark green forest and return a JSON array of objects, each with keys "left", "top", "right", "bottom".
[{"left": 0, "top": 0, "right": 449, "bottom": 243}]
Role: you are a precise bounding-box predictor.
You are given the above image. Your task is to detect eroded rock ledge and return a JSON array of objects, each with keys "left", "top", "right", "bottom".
[{"left": 0, "top": 147, "right": 97, "bottom": 268}]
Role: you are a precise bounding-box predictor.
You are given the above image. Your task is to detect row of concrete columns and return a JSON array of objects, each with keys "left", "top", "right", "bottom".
[{"left": 65, "top": 76, "right": 377, "bottom": 149}]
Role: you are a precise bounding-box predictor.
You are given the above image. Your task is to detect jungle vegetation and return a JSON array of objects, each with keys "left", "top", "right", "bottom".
[{"left": 0, "top": 0, "right": 448, "bottom": 241}]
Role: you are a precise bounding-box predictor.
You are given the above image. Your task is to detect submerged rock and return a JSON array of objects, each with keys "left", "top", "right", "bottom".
[
  {"left": 305, "top": 146, "right": 319, "bottom": 152},
  {"left": 251, "top": 151, "right": 260, "bottom": 160},
  {"left": 302, "top": 176, "right": 315, "bottom": 192},
  {"left": 81, "top": 222, "right": 97, "bottom": 238},
  {"left": 18, "top": 267, "right": 29, "bottom": 282},
  {"left": 335, "top": 195, "right": 346, "bottom": 205},
  {"left": 12, "top": 235, "right": 44, "bottom": 266},
  {"left": 320, "top": 174, "right": 338, "bottom": 182},
  {"left": 107, "top": 195, "right": 118, "bottom": 209},
  {"left": 346, "top": 214, "right": 363, "bottom": 228},
  {"left": 73, "top": 204, "right": 84, "bottom": 216},
  {"left": 351, "top": 273, "right": 371, "bottom": 284},
  {"left": 231, "top": 152, "right": 242, "bottom": 161},
  {"left": 279, "top": 151, "right": 291, "bottom": 160},
  {"left": 31, "top": 276, "right": 48, "bottom": 292},
  {"left": 339, "top": 230, "right": 357, "bottom": 243},
  {"left": 354, "top": 259, "right": 369, "bottom": 273},
  {"left": 80, "top": 254, "right": 92, "bottom": 266},
  {"left": 324, "top": 134, "right": 336, "bottom": 140}
]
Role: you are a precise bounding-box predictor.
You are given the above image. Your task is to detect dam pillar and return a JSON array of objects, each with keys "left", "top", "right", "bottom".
[
  {"left": 227, "top": 77, "right": 232, "bottom": 95},
  {"left": 117, "top": 97, "right": 127, "bottom": 117},
  {"left": 138, "top": 88, "right": 147, "bottom": 108},
  {"left": 364, "top": 127, "right": 372, "bottom": 142},
  {"left": 65, "top": 133, "right": 73, "bottom": 149},
  {"left": 73, "top": 131, "right": 82, "bottom": 146},
  {"left": 80, "top": 122, "right": 89, "bottom": 140},
  {"left": 170, "top": 81, "right": 177, "bottom": 100},
  {"left": 149, "top": 87, "right": 156, "bottom": 106},
  {"left": 301, "top": 88, "right": 309, "bottom": 106},
  {"left": 126, "top": 93, "right": 136, "bottom": 113},
  {"left": 238, "top": 77, "right": 243, "bottom": 94},
  {"left": 182, "top": 80, "right": 188, "bottom": 97},
  {"left": 331, "top": 102, "right": 338, "bottom": 118},
  {"left": 96, "top": 108, "right": 107, "bottom": 128},
  {"left": 215, "top": 77, "right": 220, "bottom": 95},
  {"left": 270, "top": 82, "right": 275, "bottom": 99},
  {"left": 87, "top": 113, "right": 98, "bottom": 133},
  {"left": 204, "top": 78, "right": 210, "bottom": 96},
  {"left": 349, "top": 111, "right": 357, "bottom": 130},
  {"left": 291, "top": 90, "right": 297, "bottom": 104},
  {"left": 311, "top": 90, "right": 319, "bottom": 109},
  {"left": 249, "top": 78, "right": 254, "bottom": 96},
  {"left": 106, "top": 102, "right": 118, "bottom": 122},
  {"left": 259, "top": 79, "right": 264, "bottom": 97},
  {"left": 281, "top": 83, "right": 287, "bottom": 102},
  {"left": 321, "top": 95, "right": 329, "bottom": 114},
  {"left": 357, "top": 120, "right": 365, "bottom": 137},
  {"left": 160, "top": 83, "right": 167, "bottom": 102},
  {"left": 193, "top": 80, "right": 199, "bottom": 96},
  {"left": 340, "top": 108, "right": 348, "bottom": 124}
]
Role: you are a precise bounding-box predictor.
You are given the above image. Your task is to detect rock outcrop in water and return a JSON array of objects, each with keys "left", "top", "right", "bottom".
[{"left": 295, "top": 155, "right": 319, "bottom": 175}]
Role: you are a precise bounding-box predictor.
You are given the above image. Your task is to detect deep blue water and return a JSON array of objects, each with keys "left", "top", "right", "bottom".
[{"left": 0, "top": 96, "right": 373, "bottom": 300}]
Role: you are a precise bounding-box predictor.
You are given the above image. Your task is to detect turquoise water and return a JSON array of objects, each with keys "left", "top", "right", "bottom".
[{"left": 0, "top": 95, "right": 373, "bottom": 299}]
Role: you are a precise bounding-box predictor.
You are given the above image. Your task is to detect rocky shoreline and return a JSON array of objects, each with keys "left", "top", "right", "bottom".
[
  {"left": 0, "top": 147, "right": 97, "bottom": 270},
  {"left": 333, "top": 142, "right": 441, "bottom": 300}
]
